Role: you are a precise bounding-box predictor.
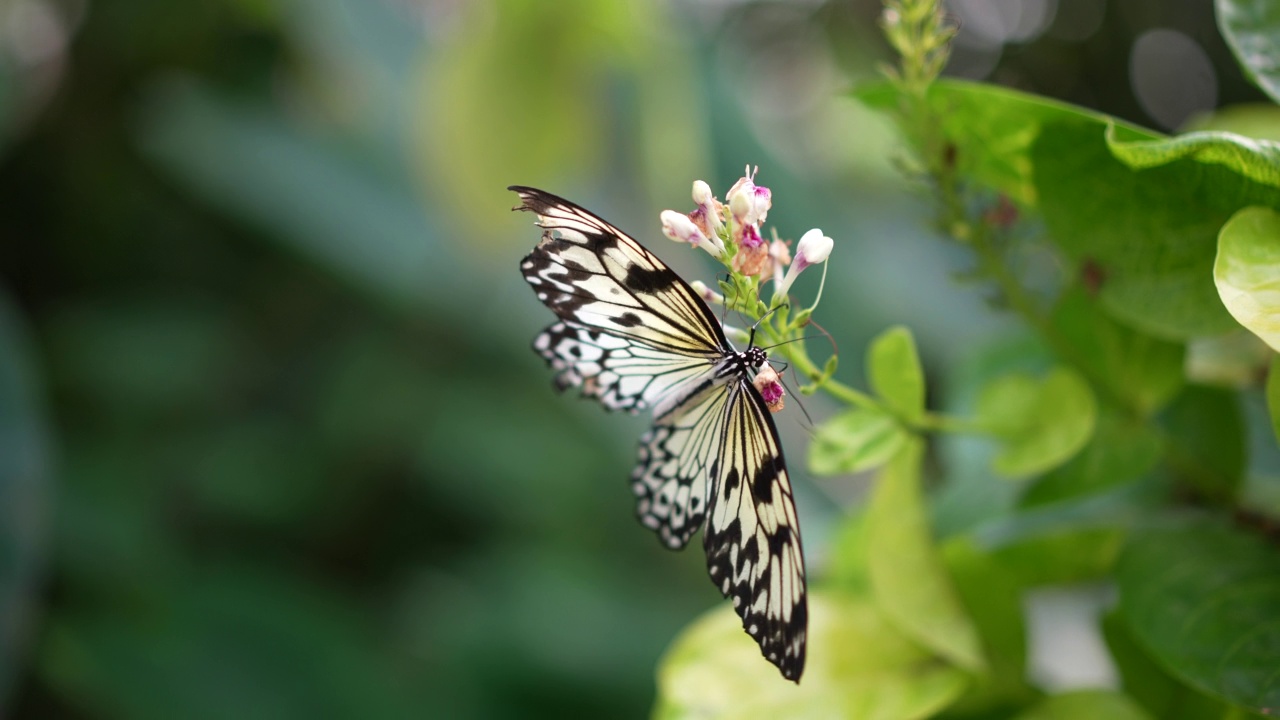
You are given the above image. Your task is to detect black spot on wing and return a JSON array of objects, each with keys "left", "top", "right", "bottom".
[
  {"left": 614, "top": 312, "right": 643, "bottom": 328},
  {"left": 752, "top": 462, "right": 777, "bottom": 503},
  {"left": 624, "top": 264, "right": 679, "bottom": 294}
]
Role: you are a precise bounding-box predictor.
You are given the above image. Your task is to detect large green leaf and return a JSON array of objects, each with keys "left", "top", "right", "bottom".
[
  {"left": 1162, "top": 385, "right": 1246, "bottom": 504},
  {"left": 1118, "top": 519, "right": 1280, "bottom": 714},
  {"left": 867, "top": 326, "right": 926, "bottom": 424},
  {"left": 855, "top": 79, "right": 1159, "bottom": 206},
  {"left": 1216, "top": 0, "right": 1280, "bottom": 104},
  {"left": 1101, "top": 610, "right": 1234, "bottom": 720},
  {"left": 976, "top": 367, "right": 1097, "bottom": 480},
  {"left": 974, "top": 483, "right": 1159, "bottom": 586},
  {"left": 868, "top": 440, "right": 985, "bottom": 672},
  {"left": 1049, "top": 286, "right": 1185, "bottom": 417},
  {"left": 809, "top": 407, "right": 910, "bottom": 476},
  {"left": 1215, "top": 206, "right": 1280, "bottom": 351},
  {"left": 0, "top": 293, "right": 52, "bottom": 710},
  {"left": 1034, "top": 121, "right": 1275, "bottom": 338},
  {"left": 654, "top": 592, "right": 968, "bottom": 719}
]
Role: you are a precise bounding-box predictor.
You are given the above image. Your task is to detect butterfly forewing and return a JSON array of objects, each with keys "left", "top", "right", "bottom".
[
  {"left": 514, "top": 186, "right": 726, "bottom": 357},
  {"left": 513, "top": 185, "right": 808, "bottom": 682}
]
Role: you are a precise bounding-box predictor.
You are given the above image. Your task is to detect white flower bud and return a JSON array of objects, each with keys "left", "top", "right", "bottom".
[
  {"left": 660, "top": 210, "right": 725, "bottom": 258},
  {"left": 692, "top": 180, "right": 714, "bottom": 206},
  {"left": 661, "top": 210, "right": 705, "bottom": 244},
  {"left": 774, "top": 228, "right": 833, "bottom": 298},
  {"left": 795, "top": 228, "right": 833, "bottom": 269}
]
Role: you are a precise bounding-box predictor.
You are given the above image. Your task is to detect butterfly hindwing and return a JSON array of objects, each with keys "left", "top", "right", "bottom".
[
  {"left": 632, "top": 381, "right": 729, "bottom": 549},
  {"left": 533, "top": 321, "right": 714, "bottom": 413},
  {"left": 705, "top": 381, "right": 807, "bottom": 681}
]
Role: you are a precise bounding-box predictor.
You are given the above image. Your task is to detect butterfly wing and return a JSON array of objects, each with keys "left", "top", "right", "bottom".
[
  {"left": 513, "top": 185, "right": 727, "bottom": 358},
  {"left": 533, "top": 321, "right": 715, "bottom": 413},
  {"left": 632, "top": 380, "right": 730, "bottom": 549},
  {"left": 705, "top": 380, "right": 807, "bottom": 681}
]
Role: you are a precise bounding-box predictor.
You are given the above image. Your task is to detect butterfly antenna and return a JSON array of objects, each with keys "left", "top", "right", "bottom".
[{"left": 747, "top": 303, "right": 789, "bottom": 348}]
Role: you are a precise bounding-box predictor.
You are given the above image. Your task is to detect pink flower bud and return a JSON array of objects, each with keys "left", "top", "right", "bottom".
[{"left": 753, "top": 364, "right": 785, "bottom": 412}]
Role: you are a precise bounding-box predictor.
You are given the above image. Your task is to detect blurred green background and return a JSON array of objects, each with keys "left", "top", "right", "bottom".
[{"left": 0, "top": 0, "right": 1268, "bottom": 717}]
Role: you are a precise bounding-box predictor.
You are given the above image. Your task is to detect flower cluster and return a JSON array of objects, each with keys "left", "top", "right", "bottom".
[
  {"left": 659, "top": 167, "right": 836, "bottom": 411},
  {"left": 659, "top": 167, "right": 833, "bottom": 304}
]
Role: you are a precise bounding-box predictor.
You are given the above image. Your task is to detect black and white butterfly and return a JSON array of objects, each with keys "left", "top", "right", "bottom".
[{"left": 512, "top": 186, "right": 807, "bottom": 682}]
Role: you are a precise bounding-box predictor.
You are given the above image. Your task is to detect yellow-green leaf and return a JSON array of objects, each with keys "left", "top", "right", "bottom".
[
  {"left": 1215, "top": 205, "right": 1280, "bottom": 351},
  {"left": 868, "top": 439, "right": 985, "bottom": 672},
  {"left": 654, "top": 592, "right": 969, "bottom": 719}
]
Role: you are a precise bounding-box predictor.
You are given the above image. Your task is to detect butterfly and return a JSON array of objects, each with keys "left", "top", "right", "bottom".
[{"left": 511, "top": 186, "right": 808, "bottom": 682}]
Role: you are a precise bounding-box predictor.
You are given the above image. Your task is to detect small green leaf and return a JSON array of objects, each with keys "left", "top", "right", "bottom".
[
  {"left": 1269, "top": 355, "right": 1280, "bottom": 444},
  {"left": 1013, "top": 690, "right": 1152, "bottom": 720},
  {"left": 868, "top": 439, "right": 985, "bottom": 672},
  {"left": 1215, "top": 205, "right": 1280, "bottom": 352},
  {"left": 867, "top": 325, "right": 926, "bottom": 423},
  {"left": 654, "top": 592, "right": 969, "bottom": 719},
  {"left": 809, "top": 407, "right": 910, "bottom": 476},
  {"left": 1216, "top": 0, "right": 1280, "bottom": 104},
  {"left": 977, "top": 368, "right": 1097, "bottom": 480},
  {"left": 1118, "top": 518, "right": 1280, "bottom": 714},
  {"left": 1162, "top": 385, "right": 1246, "bottom": 503}
]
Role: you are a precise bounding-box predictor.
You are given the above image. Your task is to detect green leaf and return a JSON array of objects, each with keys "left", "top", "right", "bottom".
[
  {"left": 868, "top": 439, "right": 985, "bottom": 672},
  {"left": 1118, "top": 518, "right": 1280, "bottom": 714},
  {"left": 1106, "top": 125, "right": 1280, "bottom": 191},
  {"left": 1013, "top": 690, "right": 1152, "bottom": 720},
  {"left": 1101, "top": 610, "right": 1234, "bottom": 720},
  {"left": 1049, "top": 286, "right": 1185, "bottom": 417},
  {"left": 1215, "top": 206, "right": 1280, "bottom": 351},
  {"left": 975, "top": 484, "right": 1159, "bottom": 586},
  {"left": 867, "top": 325, "right": 926, "bottom": 423},
  {"left": 1216, "top": 0, "right": 1280, "bottom": 104},
  {"left": 654, "top": 592, "right": 969, "bottom": 719},
  {"left": 855, "top": 79, "right": 1160, "bottom": 206},
  {"left": 1020, "top": 410, "right": 1163, "bottom": 508},
  {"left": 1269, "top": 355, "right": 1280, "bottom": 444},
  {"left": 809, "top": 407, "right": 910, "bottom": 476},
  {"left": 977, "top": 367, "right": 1097, "bottom": 480},
  {"left": 1162, "top": 385, "right": 1246, "bottom": 503},
  {"left": 1033, "top": 121, "right": 1274, "bottom": 338},
  {"left": 0, "top": 293, "right": 52, "bottom": 709}
]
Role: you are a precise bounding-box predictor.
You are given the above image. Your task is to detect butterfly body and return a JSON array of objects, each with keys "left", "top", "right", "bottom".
[{"left": 513, "top": 186, "right": 807, "bottom": 682}]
